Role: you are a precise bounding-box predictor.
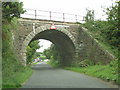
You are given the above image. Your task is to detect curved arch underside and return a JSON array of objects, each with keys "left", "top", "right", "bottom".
[{"left": 31, "top": 30, "right": 75, "bottom": 66}]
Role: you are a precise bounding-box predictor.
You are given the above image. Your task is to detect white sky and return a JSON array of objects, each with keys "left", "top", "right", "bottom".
[
  {"left": 20, "top": 0, "right": 116, "bottom": 52},
  {"left": 36, "top": 39, "right": 52, "bottom": 52},
  {"left": 20, "top": 0, "right": 116, "bottom": 20}
]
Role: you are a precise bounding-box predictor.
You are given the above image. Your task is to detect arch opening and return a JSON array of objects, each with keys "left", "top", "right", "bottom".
[{"left": 29, "top": 30, "right": 75, "bottom": 66}]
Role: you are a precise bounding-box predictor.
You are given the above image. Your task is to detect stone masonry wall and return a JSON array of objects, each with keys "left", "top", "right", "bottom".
[{"left": 76, "top": 26, "right": 115, "bottom": 64}]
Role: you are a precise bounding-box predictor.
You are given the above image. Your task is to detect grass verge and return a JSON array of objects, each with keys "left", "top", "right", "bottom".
[
  {"left": 2, "top": 18, "right": 33, "bottom": 88},
  {"left": 3, "top": 66, "right": 33, "bottom": 88},
  {"left": 64, "top": 65, "right": 119, "bottom": 85}
]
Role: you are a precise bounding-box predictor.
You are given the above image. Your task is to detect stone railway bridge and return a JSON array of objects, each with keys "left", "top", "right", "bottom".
[{"left": 12, "top": 18, "right": 114, "bottom": 66}]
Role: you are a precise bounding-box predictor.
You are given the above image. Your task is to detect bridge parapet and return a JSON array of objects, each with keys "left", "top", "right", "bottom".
[{"left": 21, "top": 8, "right": 83, "bottom": 23}]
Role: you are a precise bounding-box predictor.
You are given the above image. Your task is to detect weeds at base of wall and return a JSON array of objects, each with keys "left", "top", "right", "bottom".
[
  {"left": 64, "top": 59, "right": 119, "bottom": 85},
  {"left": 2, "top": 66, "right": 33, "bottom": 88}
]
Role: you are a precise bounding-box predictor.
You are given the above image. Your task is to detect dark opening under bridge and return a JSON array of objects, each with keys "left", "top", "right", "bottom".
[{"left": 12, "top": 9, "right": 114, "bottom": 66}]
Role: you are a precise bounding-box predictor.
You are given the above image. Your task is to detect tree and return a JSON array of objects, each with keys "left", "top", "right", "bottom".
[
  {"left": 83, "top": 9, "right": 95, "bottom": 31},
  {"left": 104, "top": 1, "right": 120, "bottom": 47},
  {"left": 43, "top": 48, "right": 52, "bottom": 59},
  {"left": 43, "top": 44, "right": 61, "bottom": 65},
  {"left": 26, "top": 40, "right": 40, "bottom": 64},
  {"left": 84, "top": 9, "right": 95, "bottom": 23},
  {"left": 2, "top": 2, "right": 25, "bottom": 22}
]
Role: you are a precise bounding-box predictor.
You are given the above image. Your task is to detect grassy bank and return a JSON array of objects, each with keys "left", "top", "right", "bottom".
[
  {"left": 2, "top": 18, "right": 33, "bottom": 88},
  {"left": 64, "top": 62, "right": 119, "bottom": 85},
  {"left": 3, "top": 66, "right": 33, "bottom": 88}
]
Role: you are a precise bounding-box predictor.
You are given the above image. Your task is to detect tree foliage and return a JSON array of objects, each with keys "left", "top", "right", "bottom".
[
  {"left": 104, "top": 1, "right": 120, "bottom": 48},
  {"left": 26, "top": 40, "right": 40, "bottom": 64},
  {"left": 43, "top": 49, "right": 52, "bottom": 59},
  {"left": 43, "top": 44, "right": 61, "bottom": 64},
  {"left": 83, "top": 9, "right": 95, "bottom": 31},
  {"left": 2, "top": 2, "right": 25, "bottom": 22},
  {"left": 84, "top": 9, "right": 95, "bottom": 22}
]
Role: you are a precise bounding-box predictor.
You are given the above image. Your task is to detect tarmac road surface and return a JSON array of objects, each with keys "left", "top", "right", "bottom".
[{"left": 21, "top": 62, "right": 118, "bottom": 88}]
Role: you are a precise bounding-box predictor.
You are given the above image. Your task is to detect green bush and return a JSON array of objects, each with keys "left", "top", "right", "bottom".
[
  {"left": 78, "top": 59, "right": 95, "bottom": 67},
  {"left": 109, "top": 59, "right": 118, "bottom": 74},
  {"left": 96, "top": 61, "right": 104, "bottom": 65}
]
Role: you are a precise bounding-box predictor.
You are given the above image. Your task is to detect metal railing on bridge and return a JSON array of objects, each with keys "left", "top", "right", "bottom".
[{"left": 21, "top": 8, "right": 84, "bottom": 23}]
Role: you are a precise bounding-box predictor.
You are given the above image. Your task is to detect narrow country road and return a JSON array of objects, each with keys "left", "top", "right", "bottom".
[{"left": 21, "top": 62, "right": 118, "bottom": 88}]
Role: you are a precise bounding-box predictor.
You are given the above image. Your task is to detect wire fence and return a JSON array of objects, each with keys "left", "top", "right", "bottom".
[{"left": 21, "top": 8, "right": 84, "bottom": 23}]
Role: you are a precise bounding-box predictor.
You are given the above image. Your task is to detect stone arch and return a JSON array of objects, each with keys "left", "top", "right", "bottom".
[{"left": 20, "top": 24, "right": 77, "bottom": 65}]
